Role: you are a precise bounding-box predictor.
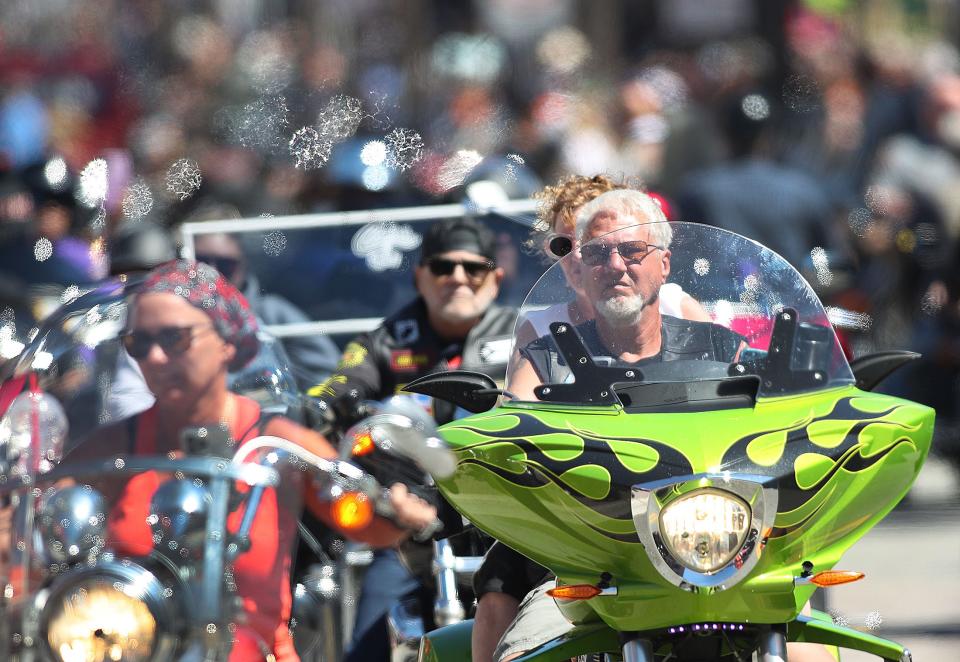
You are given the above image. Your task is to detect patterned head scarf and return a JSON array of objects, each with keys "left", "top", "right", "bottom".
[{"left": 138, "top": 259, "right": 259, "bottom": 371}]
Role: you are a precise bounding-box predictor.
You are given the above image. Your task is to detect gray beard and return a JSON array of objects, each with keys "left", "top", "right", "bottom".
[{"left": 595, "top": 295, "right": 645, "bottom": 326}]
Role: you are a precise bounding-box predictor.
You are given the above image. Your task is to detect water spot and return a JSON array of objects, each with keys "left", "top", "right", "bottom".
[
  {"left": 503, "top": 153, "right": 525, "bottom": 182},
  {"left": 236, "top": 31, "right": 294, "bottom": 94},
  {"left": 847, "top": 208, "right": 872, "bottom": 238},
  {"left": 921, "top": 292, "right": 944, "bottom": 315},
  {"left": 385, "top": 128, "right": 425, "bottom": 172},
  {"left": 782, "top": 74, "right": 821, "bottom": 113},
  {"left": 363, "top": 91, "right": 395, "bottom": 131},
  {"left": 436, "top": 149, "right": 483, "bottom": 191},
  {"left": 362, "top": 166, "right": 390, "bottom": 191},
  {"left": 60, "top": 285, "right": 80, "bottom": 304},
  {"left": 741, "top": 94, "right": 770, "bottom": 121},
  {"left": 165, "top": 159, "right": 202, "bottom": 200},
  {"left": 34, "top": 238, "right": 53, "bottom": 262},
  {"left": 829, "top": 610, "right": 848, "bottom": 628},
  {"left": 263, "top": 231, "right": 288, "bottom": 257},
  {"left": 78, "top": 158, "right": 109, "bottom": 208},
  {"left": 864, "top": 185, "right": 894, "bottom": 216},
  {"left": 693, "top": 258, "right": 710, "bottom": 276},
  {"left": 289, "top": 127, "right": 332, "bottom": 170},
  {"left": 865, "top": 611, "right": 882, "bottom": 630},
  {"left": 810, "top": 247, "right": 833, "bottom": 286},
  {"left": 351, "top": 221, "right": 421, "bottom": 271},
  {"left": 536, "top": 27, "right": 591, "bottom": 75},
  {"left": 122, "top": 180, "right": 154, "bottom": 221},
  {"left": 361, "top": 140, "right": 388, "bottom": 167},
  {"left": 223, "top": 95, "right": 291, "bottom": 154},
  {"left": 317, "top": 94, "right": 363, "bottom": 143},
  {"left": 825, "top": 307, "right": 872, "bottom": 331}
]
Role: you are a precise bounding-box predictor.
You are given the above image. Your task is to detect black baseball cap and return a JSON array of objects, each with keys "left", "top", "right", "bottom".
[{"left": 420, "top": 217, "right": 497, "bottom": 264}]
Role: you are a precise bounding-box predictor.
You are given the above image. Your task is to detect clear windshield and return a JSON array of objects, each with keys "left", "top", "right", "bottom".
[
  {"left": 9, "top": 277, "right": 302, "bottom": 451},
  {"left": 506, "top": 222, "right": 854, "bottom": 404}
]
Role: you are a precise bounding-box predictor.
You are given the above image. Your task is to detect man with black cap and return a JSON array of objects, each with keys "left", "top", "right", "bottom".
[{"left": 306, "top": 216, "right": 516, "bottom": 662}]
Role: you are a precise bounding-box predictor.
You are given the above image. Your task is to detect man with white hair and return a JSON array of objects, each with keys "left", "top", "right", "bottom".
[{"left": 509, "top": 189, "right": 742, "bottom": 398}]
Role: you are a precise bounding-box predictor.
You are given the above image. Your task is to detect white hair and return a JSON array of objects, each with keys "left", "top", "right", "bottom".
[{"left": 574, "top": 189, "right": 673, "bottom": 247}]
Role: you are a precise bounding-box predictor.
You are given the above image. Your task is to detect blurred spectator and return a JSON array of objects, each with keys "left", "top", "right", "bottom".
[
  {"left": 676, "top": 91, "right": 840, "bottom": 270},
  {"left": 194, "top": 232, "right": 340, "bottom": 387}
]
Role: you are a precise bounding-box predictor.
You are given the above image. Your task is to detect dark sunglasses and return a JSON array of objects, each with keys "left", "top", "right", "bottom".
[
  {"left": 426, "top": 257, "right": 495, "bottom": 279},
  {"left": 544, "top": 233, "right": 573, "bottom": 259},
  {"left": 121, "top": 325, "right": 213, "bottom": 360},
  {"left": 195, "top": 254, "right": 240, "bottom": 280},
  {"left": 579, "top": 240, "right": 664, "bottom": 267}
]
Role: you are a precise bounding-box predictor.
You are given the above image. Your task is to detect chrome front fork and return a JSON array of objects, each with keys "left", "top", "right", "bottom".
[
  {"left": 758, "top": 629, "right": 788, "bottom": 662},
  {"left": 621, "top": 638, "right": 654, "bottom": 662}
]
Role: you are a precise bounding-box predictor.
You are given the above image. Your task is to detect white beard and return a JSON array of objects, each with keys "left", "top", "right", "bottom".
[{"left": 595, "top": 294, "right": 645, "bottom": 326}]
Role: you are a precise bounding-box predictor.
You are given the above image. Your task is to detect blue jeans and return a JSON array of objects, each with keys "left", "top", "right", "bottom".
[{"left": 345, "top": 548, "right": 420, "bottom": 662}]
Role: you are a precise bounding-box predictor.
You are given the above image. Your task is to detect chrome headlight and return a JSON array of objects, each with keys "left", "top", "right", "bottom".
[
  {"left": 41, "top": 561, "right": 181, "bottom": 662},
  {"left": 658, "top": 489, "right": 750, "bottom": 574},
  {"left": 632, "top": 474, "right": 777, "bottom": 591},
  {"left": 38, "top": 486, "right": 107, "bottom": 563}
]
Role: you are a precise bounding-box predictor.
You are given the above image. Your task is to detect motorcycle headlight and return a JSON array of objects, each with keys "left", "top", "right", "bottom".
[
  {"left": 658, "top": 489, "right": 751, "bottom": 574},
  {"left": 41, "top": 561, "right": 181, "bottom": 662}
]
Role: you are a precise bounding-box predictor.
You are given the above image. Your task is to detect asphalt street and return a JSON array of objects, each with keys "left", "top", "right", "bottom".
[{"left": 825, "top": 457, "right": 960, "bottom": 661}]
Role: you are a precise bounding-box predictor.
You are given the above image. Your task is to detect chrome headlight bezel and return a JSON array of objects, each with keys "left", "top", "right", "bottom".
[
  {"left": 39, "top": 559, "right": 184, "bottom": 662},
  {"left": 631, "top": 473, "right": 778, "bottom": 591}
]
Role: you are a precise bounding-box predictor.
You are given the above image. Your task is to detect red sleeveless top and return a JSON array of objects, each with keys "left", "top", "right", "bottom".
[{"left": 108, "top": 396, "right": 309, "bottom": 661}]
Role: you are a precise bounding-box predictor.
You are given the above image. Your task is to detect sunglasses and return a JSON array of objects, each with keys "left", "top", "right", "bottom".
[
  {"left": 121, "top": 325, "right": 214, "bottom": 360},
  {"left": 544, "top": 233, "right": 573, "bottom": 259},
  {"left": 579, "top": 240, "right": 664, "bottom": 267},
  {"left": 426, "top": 257, "right": 495, "bottom": 280},
  {"left": 195, "top": 254, "right": 240, "bottom": 280}
]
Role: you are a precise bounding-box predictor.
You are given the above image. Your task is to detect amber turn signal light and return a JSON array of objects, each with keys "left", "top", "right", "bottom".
[
  {"left": 546, "top": 584, "right": 602, "bottom": 601},
  {"left": 351, "top": 432, "right": 376, "bottom": 457},
  {"left": 808, "top": 570, "right": 865, "bottom": 587},
  {"left": 331, "top": 492, "right": 374, "bottom": 530}
]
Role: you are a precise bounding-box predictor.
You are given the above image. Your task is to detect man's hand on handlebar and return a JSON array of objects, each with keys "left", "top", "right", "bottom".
[{"left": 388, "top": 482, "right": 438, "bottom": 535}]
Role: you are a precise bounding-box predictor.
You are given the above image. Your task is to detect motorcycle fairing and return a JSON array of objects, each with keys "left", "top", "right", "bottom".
[{"left": 435, "top": 386, "right": 933, "bottom": 630}]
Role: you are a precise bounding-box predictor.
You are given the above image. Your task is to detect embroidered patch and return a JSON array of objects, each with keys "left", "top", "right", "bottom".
[
  {"left": 394, "top": 319, "right": 419, "bottom": 344},
  {"left": 390, "top": 350, "right": 430, "bottom": 372},
  {"left": 338, "top": 341, "right": 368, "bottom": 369},
  {"left": 307, "top": 374, "right": 348, "bottom": 398}
]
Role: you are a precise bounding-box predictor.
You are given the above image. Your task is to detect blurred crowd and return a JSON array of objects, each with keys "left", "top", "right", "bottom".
[{"left": 1, "top": 0, "right": 959, "bottom": 445}]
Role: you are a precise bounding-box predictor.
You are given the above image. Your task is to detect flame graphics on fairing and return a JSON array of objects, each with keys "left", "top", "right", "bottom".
[{"left": 442, "top": 392, "right": 931, "bottom": 544}]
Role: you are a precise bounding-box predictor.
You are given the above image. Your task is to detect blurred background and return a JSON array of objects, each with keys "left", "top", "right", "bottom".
[{"left": 1, "top": 0, "right": 959, "bottom": 656}]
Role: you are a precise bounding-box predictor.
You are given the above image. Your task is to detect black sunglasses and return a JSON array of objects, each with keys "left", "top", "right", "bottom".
[
  {"left": 579, "top": 240, "right": 664, "bottom": 267},
  {"left": 426, "top": 257, "right": 495, "bottom": 279},
  {"left": 544, "top": 233, "right": 573, "bottom": 259},
  {"left": 121, "top": 325, "right": 213, "bottom": 360},
  {"left": 195, "top": 254, "right": 240, "bottom": 280}
]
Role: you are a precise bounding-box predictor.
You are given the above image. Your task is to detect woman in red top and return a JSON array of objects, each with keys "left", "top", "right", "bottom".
[{"left": 69, "top": 259, "right": 435, "bottom": 661}]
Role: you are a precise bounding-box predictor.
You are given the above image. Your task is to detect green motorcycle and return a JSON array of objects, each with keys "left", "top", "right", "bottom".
[{"left": 401, "top": 222, "right": 932, "bottom": 662}]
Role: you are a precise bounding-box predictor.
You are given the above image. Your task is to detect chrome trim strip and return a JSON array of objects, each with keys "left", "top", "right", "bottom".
[{"left": 630, "top": 473, "right": 778, "bottom": 591}]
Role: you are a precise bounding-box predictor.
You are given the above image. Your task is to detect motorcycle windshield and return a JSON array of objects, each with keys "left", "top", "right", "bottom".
[
  {"left": 506, "top": 221, "right": 854, "bottom": 404},
  {"left": 0, "top": 278, "right": 308, "bottom": 660}
]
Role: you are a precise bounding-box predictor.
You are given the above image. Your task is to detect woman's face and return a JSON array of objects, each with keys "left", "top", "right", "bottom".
[
  {"left": 126, "top": 293, "right": 235, "bottom": 409},
  {"left": 552, "top": 207, "right": 588, "bottom": 300}
]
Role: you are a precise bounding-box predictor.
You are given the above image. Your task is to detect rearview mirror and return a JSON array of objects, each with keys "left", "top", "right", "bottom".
[{"left": 343, "top": 396, "right": 456, "bottom": 480}]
